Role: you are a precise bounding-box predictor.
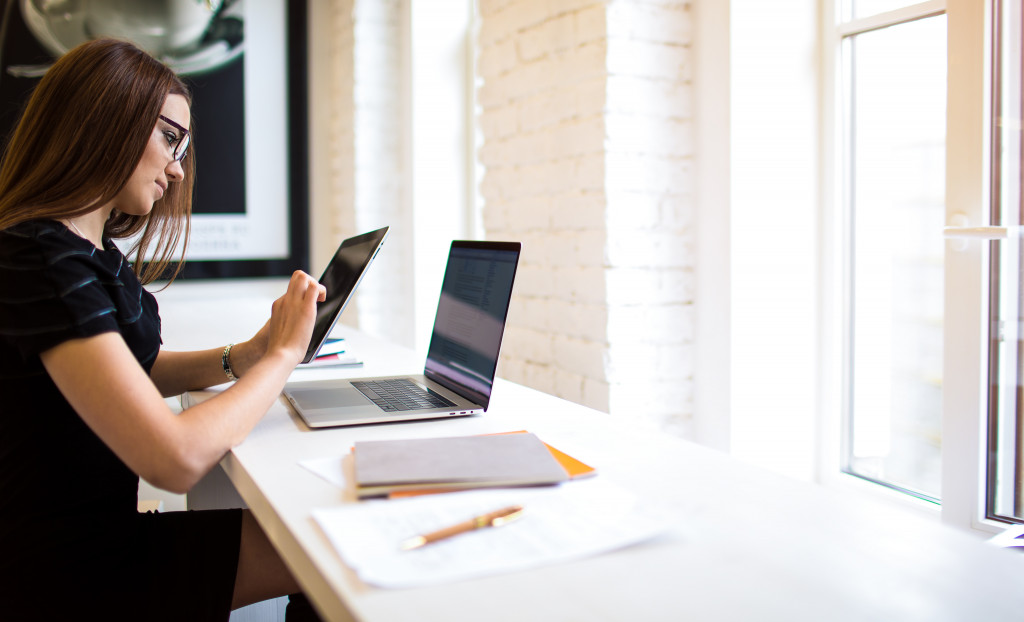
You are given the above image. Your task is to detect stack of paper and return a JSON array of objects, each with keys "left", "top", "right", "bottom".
[
  {"left": 353, "top": 433, "right": 570, "bottom": 498},
  {"left": 312, "top": 480, "right": 674, "bottom": 588}
]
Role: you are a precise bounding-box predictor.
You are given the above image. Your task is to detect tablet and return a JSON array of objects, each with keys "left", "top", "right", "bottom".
[{"left": 302, "top": 226, "right": 389, "bottom": 363}]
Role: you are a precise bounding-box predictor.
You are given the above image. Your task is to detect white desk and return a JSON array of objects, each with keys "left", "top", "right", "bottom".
[{"left": 181, "top": 327, "right": 1024, "bottom": 622}]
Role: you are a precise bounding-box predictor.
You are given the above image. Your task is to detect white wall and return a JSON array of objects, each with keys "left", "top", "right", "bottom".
[
  {"left": 476, "top": 0, "right": 696, "bottom": 435},
  {"left": 729, "top": 0, "right": 820, "bottom": 480},
  {"left": 306, "top": 0, "right": 822, "bottom": 458},
  {"left": 309, "top": 0, "right": 415, "bottom": 347},
  {"left": 309, "top": 0, "right": 475, "bottom": 353},
  {"left": 410, "top": 0, "right": 476, "bottom": 353}
]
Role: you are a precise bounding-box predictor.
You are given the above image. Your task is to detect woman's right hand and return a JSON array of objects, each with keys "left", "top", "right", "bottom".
[{"left": 262, "top": 270, "right": 326, "bottom": 366}]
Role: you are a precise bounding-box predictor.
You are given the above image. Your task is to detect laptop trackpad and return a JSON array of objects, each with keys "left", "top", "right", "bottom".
[{"left": 288, "top": 387, "right": 368, "bottom": 409}]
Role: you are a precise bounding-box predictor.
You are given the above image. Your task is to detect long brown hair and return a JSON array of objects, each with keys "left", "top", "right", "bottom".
[{"left": 0, "top": 38, "right": 194, "bottom": 285}]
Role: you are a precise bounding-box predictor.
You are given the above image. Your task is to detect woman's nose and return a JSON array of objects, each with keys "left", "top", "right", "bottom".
[{"left": 165, "top": 158, "right": 184, "bottom": 182}]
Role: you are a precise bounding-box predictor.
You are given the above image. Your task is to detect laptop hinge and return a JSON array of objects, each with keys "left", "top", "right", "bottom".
[{"left": 424, "top": 369, "right": 490, "bottom": 411}]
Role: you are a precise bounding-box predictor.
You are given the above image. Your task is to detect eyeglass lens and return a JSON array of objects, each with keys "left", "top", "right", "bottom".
[
  {"left": 174, "top": 133, "right": 190, "bottom": 162},
  {"left": 158, "top": 115, "right": 189, "bottom": 162}
]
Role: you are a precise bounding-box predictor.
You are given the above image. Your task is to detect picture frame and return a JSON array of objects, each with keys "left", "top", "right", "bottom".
[{"left": 0, "top": 0, "right": 309, "bottom": 279}]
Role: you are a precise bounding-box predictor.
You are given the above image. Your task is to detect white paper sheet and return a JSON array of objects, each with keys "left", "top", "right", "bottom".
[
  {"left": 311, "top": 479, "right": 674, "bottom": 589},
  {"left": 301, "top": 454, "right": 348, "bottom": 489}
]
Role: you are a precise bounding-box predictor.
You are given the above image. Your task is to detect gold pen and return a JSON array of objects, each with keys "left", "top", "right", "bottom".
[{"left": 400, "top": 505, "right": 524, "bottom": 550}]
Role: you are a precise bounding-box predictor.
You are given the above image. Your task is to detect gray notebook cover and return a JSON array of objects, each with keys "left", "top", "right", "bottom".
[{"left": 353, "top": 433, "right": 569, "bottom": 494}]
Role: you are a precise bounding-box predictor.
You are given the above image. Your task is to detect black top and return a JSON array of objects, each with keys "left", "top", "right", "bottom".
[
  {"left": 0, "top": 220, "right": 247, "bottom": 620},
  {"left": 0, "top": 219, "right": 161, "bottom": 567}
]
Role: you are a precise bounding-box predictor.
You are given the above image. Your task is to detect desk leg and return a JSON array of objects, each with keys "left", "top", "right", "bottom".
[{"left": 188, "top": 462, "right": 247, "bottom": 511}]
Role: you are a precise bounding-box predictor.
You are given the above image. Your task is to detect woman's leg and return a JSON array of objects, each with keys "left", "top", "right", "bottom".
[{"left": 231, "top": 509, "right": 301, "bottom": 609}]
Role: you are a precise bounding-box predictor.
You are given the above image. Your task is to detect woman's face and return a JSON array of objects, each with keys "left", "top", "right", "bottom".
[{"left": 110, "top": 94, "right": 190, "bottom": 217}]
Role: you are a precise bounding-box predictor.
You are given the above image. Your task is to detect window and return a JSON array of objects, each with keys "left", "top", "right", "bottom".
[
  {"left": 832, "top": 0, "right": 1023, "bottom": 532},
  {"left": 715, "top": 0, "right": 1010, "bottom": 531},
  {"left": 838, "top": 2, "right": 947, "bottom": 502}
]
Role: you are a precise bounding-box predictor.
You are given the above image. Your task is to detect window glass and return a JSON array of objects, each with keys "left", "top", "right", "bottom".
[
  {"left": 989, "top": 0, "right": 1024, "bottom": 523},
  {"left": 843, "top": 15, "right": 947, "bottom": 500}
]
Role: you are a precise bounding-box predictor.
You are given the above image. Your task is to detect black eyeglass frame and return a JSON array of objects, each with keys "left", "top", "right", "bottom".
[{"left": 158, "top": 114, "right": 190, "bottom": 162}]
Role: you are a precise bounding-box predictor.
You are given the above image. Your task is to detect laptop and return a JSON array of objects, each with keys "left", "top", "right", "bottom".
[
  {"left": 302, "top": 226, "right": 389, "bottom": 364},
  {"left": 283, "top": 240, "right": 521, "bottom": 428}
]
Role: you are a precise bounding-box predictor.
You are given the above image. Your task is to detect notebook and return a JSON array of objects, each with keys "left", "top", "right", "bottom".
[
  {"left": 301, "top": 226, "right": 389, "bottom": 363},
  {"left": 283, "top": 240, "right": 521, "bottom": 428},
  {"left": 352, "top": 432, "right": 568, "bottom": 498}
]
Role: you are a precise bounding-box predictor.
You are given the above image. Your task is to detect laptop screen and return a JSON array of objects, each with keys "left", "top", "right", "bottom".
[{"left": 424, "top": 241, "right": 521, "bottom": 410}]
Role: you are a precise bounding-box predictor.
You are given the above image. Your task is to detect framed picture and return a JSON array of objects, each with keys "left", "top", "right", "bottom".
[{"left": 0, "top": 0, "right": 309, "bottom": 279}]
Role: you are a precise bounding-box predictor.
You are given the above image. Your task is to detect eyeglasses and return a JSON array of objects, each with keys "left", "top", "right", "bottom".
[{"left": 158, "top": 115, "right": 190, "bottom": 162}]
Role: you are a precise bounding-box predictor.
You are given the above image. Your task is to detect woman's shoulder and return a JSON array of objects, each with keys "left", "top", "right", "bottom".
[
  {"left": 0, "top": 219, "right": 144, "bottom": 347},
  {"left": 0, "top": 219, "right": 130, "bottom": 293},
  {"left": 1, "top": 219, "right": 125, "bottom": 269},
  {"left": 1, "top": 219, "right": 88, "bottom": 261},
  {"left": 3, "top": 219, "right": 67, "bottom": 238}
]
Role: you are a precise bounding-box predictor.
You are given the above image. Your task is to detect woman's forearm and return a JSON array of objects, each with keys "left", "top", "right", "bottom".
[
  {"left": 150, "top": 348, "right": 231, "bottom": 396},
  {"left": 150, "top": 338, "right": 268, "bottom": 397},
  {"left": 170, "top": 349, "right": 299, "bottom": 486}
]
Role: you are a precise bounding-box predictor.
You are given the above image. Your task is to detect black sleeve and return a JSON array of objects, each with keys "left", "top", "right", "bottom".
[{"left": 0, "top": 224, "right": 121, "bottom": 361}]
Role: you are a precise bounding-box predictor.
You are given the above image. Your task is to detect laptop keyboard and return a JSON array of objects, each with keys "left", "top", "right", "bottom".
[{"left": 351, "top": 379, "right": 457, "bottom": 412}]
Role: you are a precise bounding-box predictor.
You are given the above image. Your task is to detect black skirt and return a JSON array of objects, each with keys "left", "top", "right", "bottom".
[{"left": 1, "top": 508, "right": 243, "bottom": 622}]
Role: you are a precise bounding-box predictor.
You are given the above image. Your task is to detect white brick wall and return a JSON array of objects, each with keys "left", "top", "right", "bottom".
[
  {"left": 318, "top": 0, "right": 414, "bottom": 346},
  {"left": 477, "top": 0, "right": 695, "bottom": 435},
  {"left": 324, "top": 0, "right": 356, "bottom": 243},
  {"left": 351, "top": 0, "right": 413, "bottom": 346},
  {"left": 604, "top": 1, "right": 693, "bottom": 434},
  {"left": 311, "top": 0, "right": 694, "bottom": 435}
]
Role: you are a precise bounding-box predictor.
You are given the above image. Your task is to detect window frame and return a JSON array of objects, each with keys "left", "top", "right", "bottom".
[
  {"left": 941, "top": 0, "right": 1002, "bottom": 534},
  {"left": 981, "top": 0, "right": 1023, "bottom": 526}
]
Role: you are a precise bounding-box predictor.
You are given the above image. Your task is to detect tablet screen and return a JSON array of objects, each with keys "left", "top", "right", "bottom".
[{"left": 303, "top": 226, "right": 389, "bottom": 363}]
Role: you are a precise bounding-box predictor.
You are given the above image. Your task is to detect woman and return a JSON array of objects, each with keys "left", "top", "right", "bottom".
[{"left": 0, "top": 39, "right": 325, "bottom": 620}]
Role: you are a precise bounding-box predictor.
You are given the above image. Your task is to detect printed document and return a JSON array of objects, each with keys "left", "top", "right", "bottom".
[{"left": 311, "top": 479, "right": 673, "bottom": 588}]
